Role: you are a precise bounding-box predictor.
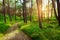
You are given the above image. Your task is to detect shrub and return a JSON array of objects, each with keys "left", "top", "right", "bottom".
[{"left": 0, "top": 23, "right": 10, "bottom": 33}]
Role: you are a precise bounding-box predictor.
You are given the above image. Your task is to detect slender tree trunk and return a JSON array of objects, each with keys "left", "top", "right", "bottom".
[
  {"left": 41, "top": 0, "right": 43, "bottom": 21},
  {"left": 51, "top": 7, "right": 53, "bottom": 18},
  {"left": 36, "top": 0, "right": 42, "bottom": 28},
  {"left": 19, "top": 0, "right": 22, "bottom": 19},
  {"left": 2, "top": 0, "right": 6, "bottom": 23},
  {"left": 52, "top": 0, "right": 58, "bottom": 20},
  {"left": 57, "top": 0, "right": 60, "bottom": 25},
  {"left": 15, "top": 0, "right": 16, "bottom": 21},
  {"left": 48, "top": 0, "right": 49, "bottom": 19},
  {"left": 23, "top": 0, "right": 27, "bottom": 23},
  {"left": 30, "top": 0, "right": 32, "bottom": 22},
  {"left": 51, "top": 3, "right": 54, "bottom": 18},
  {"left": 7, "top": 0, "right": 12, "bottom": 21}
]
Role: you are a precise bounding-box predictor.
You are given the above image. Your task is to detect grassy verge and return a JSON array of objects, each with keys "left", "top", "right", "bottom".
[{"left": 20, "top": 21, "right": 60, "bottom": 40}]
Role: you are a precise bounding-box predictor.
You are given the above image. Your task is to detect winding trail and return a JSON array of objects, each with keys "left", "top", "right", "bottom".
[{"left": 3, "top": 22, "right": 32, "bottom": 40}]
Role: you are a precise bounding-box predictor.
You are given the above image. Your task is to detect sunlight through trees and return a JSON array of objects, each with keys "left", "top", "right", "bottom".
[{"left": 0, "top": 0, "right": 60, "bottom": 40}]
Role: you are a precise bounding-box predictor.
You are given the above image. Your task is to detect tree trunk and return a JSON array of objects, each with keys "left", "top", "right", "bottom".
[
  {"left": 48, "top": 0, "right": 49, "bottom": 19},
  {"left": 2, "top": 0, "right": 6, "bottom": 23},
  {"left": 51, "top": 7, "right": 53, "bottom": 18},
  {"left": 41, "top": 1, "right": 43, "bottom": 21},
  {"left": 7, "top": 0, "right": 12, "bottom": 21},
  {"left": 57, "top": 0, "right": 60, "bottom": 25},
  {"left": 15, "top": 0, "right": 16, "bottom": 21},
  {"left": 36, "top": 0, "right": 42, "bottom": 28},
  {"left": 23, "top": 0, "right": 27, "bottom": 23},
  {"left": 29, "top": 0, "right": 33, "bottom": 22},
  {"left": 52, "top": 0, "right": 58, "bottom": 20}
]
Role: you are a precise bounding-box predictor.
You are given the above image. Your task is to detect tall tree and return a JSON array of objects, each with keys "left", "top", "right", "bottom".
[
  {"left": 57, "top": 0, "right": 60, "bottom": 25},
  {"left": 52, "top": 0, "right": 58, "bottom": 20},
  {"left": 51, "top": 3, "right": 53, "bottom": 18},
  {"left": 2, "top": 0, "right": 6, "bottom": 23},
  {"left": 23, "top": 0, "right": 27, "bottom": 23},
  {"left": 29, "top": 0, "right": 33, "bottom": 22},
  {"left": 36, "top": 0, "right": 42, "bottom": 28},
  {"left": 15, "top": 0, "right": 17, "bottom": 21},
  {"left": 48, "top": 0, "right": 50, "bottom": 19},
  {"left": 7, "top": 0, "right": 12, "bottom": 21},
  {"left": 41, "top": 0, "right": 43, "bottom": 21}
]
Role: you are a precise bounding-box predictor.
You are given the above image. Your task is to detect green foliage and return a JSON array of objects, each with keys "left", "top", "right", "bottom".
[
  {"left": 0, "top": 22, "right": 10, "bottom": 33},
  {"left": 0, "top": 14, "right": 4, "bottom": 21},
  {"left": 20, "top": 21, "right": 60, "bottom": 40}
]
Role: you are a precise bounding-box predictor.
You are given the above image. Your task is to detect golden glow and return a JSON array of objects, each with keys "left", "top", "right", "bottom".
[{"left": 42, "top": 7, "right": 45, "bottom": 11}]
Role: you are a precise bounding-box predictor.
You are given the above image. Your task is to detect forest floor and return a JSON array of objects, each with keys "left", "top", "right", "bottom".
[
  {"left": 19, "top": 20, "right": 60, "bottom": 40},
  {"left": 3, "top": 22, "right": 32, "bottom": 40},
  {"left": 0, "top": 18, "right": 60, "bottom": 40}
]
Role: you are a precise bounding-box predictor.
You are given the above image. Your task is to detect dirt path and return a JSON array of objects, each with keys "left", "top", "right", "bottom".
[
  {"left": 3, "top": 22, "right": 32, "bottom": 40},
  {"left": 6, "top": 22, "right": 20, "bottom": 33}
]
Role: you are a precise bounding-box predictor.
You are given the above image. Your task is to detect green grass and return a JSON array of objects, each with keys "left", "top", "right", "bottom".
[
  {"left": 20, "top": 21, "right": 60, "bottom": 40},
  {"left": 0, "top": 22, "right": 10, "bottom": 40},
  {"left": 0, "top": 13, "right": 60, "bottom": 40},
  {"left": 0, "top": 33, "right": 4, "bottom": 40},
  {"left": 0, "top": 22, "right": 10, "bottom": 33}
]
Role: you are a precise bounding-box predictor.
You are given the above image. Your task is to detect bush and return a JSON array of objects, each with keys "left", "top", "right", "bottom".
[
  {"left": 0, "top": 22, "right": 10, "bottom": 33},
  {"left": 21, "top": 22, "right": 60, "bottom": 40}
]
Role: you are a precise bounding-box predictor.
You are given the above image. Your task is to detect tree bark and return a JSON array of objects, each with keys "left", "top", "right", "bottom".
[
  {"left": 36, "top": 0, "right": 42, "bottom": 28},
  {"left": 52, "top": 0, "right": 58, "bottom": 20},
  {"left": 29, "top": 0, "right": 33, "bottom": 22},
  {"left": 7, "top": 0, "right": 12, "bottom": 21},
  {"left": 57, "top": 0, "right": 60, "bottom": 25},
  {"left": 15, "top": 0, "right": 16, "bottom": 21},
  {"left": 2, "top": 0, "right": 6, "bottom": 23},
  {"left": 48, "top": 0, "right": 50, "bottom": 19},
  {"left": 23, "top": 0, "right": 27, "bottom": 23}
]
